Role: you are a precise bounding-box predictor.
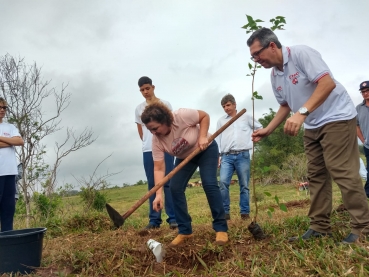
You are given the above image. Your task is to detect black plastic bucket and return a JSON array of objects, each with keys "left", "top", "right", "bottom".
[{"left": 0, "top": 227, "right": 47, "bottom": 274}]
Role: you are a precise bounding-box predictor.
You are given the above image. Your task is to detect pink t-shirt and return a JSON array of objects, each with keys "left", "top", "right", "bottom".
[{"left": 152, "top": 108, "right": 209, "bottom": 160}]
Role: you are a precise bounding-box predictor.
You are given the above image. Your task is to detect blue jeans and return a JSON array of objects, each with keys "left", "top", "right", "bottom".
[
  {"left": 219, "top": 150, "right": 250, "bottom": 215},
  {"left": 170, "top": 141, "right": 228, "bottom": 234},
  {"left": 0, "top": 175, "right": 16, "bottom": 232},
  {"left": 143, "top": 152, "right": 176, "bottom": 226},
  {"left": 363, "top": 147, "right": 369, "bottom": 198}
]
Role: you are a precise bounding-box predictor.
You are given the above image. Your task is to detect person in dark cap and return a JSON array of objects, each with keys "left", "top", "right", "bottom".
[
  {"left": 134, "top": 76, "right": 177, "bottom": 231},
  {"left": 356, "top": 80, "right": 369, "bottom": 198}
]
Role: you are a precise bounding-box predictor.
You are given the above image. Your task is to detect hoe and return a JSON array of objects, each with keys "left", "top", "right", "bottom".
[{"left": 106, "top": 109, "right": 247, "bottom": 229}]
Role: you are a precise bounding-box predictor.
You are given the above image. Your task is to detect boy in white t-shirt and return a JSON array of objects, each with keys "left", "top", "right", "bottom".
[
  {"left": 134, "top": 77, "right": 177, "bottom": 230},
  {"left": 0, "top": 97, "right": 24, "bottom": 232}
]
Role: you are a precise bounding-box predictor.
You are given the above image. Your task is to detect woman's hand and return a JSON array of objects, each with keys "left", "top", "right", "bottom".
[
  {"left": 153, "top": 194, "right": 164, "bottom": 212},
  {"left": 198, "top": 136, "right": 209, "bottom": 150}
]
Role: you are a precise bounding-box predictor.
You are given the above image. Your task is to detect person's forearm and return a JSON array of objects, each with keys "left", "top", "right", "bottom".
[
  {"left": 266, "top": 105, "right": 291, "bottom": 134},
  {"left": 0, "top": 141, "right": 11, "bottom": 148},
  {"left": 301, "top": 75, "right": 336, "bottom": 113},
  {"left": 0, "top": 136, "right": 24, "bottom": 146},
  {"left": 154, "top": 160, "right": 166, "bottom": 195},
  {"left": 357, "top": 126, "right": 365, "bottom": 143}
]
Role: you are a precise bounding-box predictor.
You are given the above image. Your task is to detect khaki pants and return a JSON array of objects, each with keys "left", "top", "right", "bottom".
[{"left": 304, "top": 117, "right": 369, "bottom": 235}]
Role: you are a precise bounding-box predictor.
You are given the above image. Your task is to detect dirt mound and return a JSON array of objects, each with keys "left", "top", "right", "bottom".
[{"left": 285, "top": 199, "right": 310, "bottom": 208}]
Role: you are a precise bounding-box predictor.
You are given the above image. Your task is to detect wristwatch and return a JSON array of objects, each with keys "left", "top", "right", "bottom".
[{"left": 298, "top": 107, "right": 310, "bottom": 116}]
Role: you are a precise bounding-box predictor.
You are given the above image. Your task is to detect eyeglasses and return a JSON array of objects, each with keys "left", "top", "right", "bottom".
[
  {"left": 361, "top": 89, "right": 369, "bottom": 94},
  {"left": 250, "top": 44, "right": 269, "bottom": 61},
  {"left": 0, "top": 106, "right": 8, "bottom": 110}
]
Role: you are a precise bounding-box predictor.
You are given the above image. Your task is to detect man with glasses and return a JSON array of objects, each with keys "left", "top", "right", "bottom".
[
  {"left": 356, "top": 81, "right": 369, "bottom": 198},
  {"left": 0, "top": 97, "right": 24, "bottom": 232},
  {"left": 247, "top": 28, "right": 369, "bottom": 244}
]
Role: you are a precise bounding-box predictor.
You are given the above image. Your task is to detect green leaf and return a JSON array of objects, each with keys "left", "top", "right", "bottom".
[
  {"left": 267, "top": 210, "right": 272, "bottom": 218},
  {"left": 246, "top": 74, "right": 251, "bottom": 76},
  {"left": 268, "top": 207, "right": 275, "bottom": 212},
  {"left": 274, "top": 195, "right": 280, "bottom": 205},
  {"left": 255, "top": 19, "right": 264, "bottom": 23},
  {"left": 264, "top": 191, "right": 271, "bottom": 197},
  {"left": 248, "top": 63, "right": 253, "bottom": 70},
  {"left": 279, "top": 203, "right": 288, "bottom": 212},
  {"left": 246, "top": 15, "right": 255, "bottom": 24}
]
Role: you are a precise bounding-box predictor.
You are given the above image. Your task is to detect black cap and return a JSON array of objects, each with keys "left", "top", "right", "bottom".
[{"left": 359, "top": 81, "right": 369, "bottom": 91}]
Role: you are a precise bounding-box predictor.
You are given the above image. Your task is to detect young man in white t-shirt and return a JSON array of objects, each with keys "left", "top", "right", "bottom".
[
  {"left": 0, "top": 97, "right": 24, "bottom": 232},
  {"left": 134, "top": 76, "right": 177, "bottom": 230},
  {"left": 247, "top": 28, "right": 369, "bottom": 244}
]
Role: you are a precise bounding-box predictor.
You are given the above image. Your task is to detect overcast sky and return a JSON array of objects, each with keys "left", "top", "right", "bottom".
[{"left": 1, "top": 0, "right": 368, "bottom": 188}]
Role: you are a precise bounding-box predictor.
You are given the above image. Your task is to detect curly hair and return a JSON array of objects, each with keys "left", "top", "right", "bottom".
[{"left": 141, "top": 102, "right": 174, "bottom": 126}]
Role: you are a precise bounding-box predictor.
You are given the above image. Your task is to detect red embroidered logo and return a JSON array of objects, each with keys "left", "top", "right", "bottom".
[
  {"left": 276, "top": 86, "right": 282, "bottom": 92},
  {"left": 363, "top": 82, "right": 367, "bottom": 87},
  {"left": 289, "top": 72, "right": 300, "bottom": 85}
]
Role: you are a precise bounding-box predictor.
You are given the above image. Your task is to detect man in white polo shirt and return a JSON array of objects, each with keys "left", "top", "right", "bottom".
[
  {"left": 216, "top": 94, "right": 262, "bottom": 221},
  {"left": 135, "top": 76, "right": 177, "bottom": 230},
  {"left": 247, "top": 28, "right": 369, "bottom": 244}
]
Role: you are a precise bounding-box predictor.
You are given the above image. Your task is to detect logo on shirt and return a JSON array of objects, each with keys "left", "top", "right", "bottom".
[
  {"left": 276, "top": 86, "right": 282, "bottom": 92},
  {"left": 3, "top": 132, "right": 10, "bottom": 137},
  {"left": 172, "top": 137, "right": 189, "bottom": 155},
  {"left": 289, "top": 72, "right": 300, "bottom": 85}
]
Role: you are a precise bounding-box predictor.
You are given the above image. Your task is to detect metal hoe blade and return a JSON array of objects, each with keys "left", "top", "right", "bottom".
[{"left": 106, "top": 203, "right": 125, "bottom": 227}]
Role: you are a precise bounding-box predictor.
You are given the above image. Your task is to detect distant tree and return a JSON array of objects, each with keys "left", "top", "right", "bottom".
[
  {"left": 0, "top": 54, "right": 95, "bottom": 226},
  {"left": 74, "top": 155, "right": 119, "bottom": 212}
]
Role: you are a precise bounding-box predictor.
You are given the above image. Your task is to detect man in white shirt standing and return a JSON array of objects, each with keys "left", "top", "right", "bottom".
[
  {"left": 216, "top": 94, "right": 262, "bottom": 221},
  {"left": 0, "top": 97, "right": 24, "bottom": 232},
  {"left": 135, "top": 77, "right": 177, "bottom": 230}
]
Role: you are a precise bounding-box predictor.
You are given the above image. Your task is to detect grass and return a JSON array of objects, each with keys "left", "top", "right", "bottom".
[{"left": 4, "top": 181, "right": 369, "bottom": 277}]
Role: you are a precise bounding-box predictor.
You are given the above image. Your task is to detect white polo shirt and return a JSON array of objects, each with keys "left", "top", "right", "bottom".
[
  {"left": 0, "top": 122, "right": 20, "bottom": 176},
  {"left": 135, "top": 99, "right": 172, "bottom": 152},
  {"left": 271, "top": 45, "right": 356, "bottom": 129},
  {"left": 215, "top": 112, "right": 262, "bottom": 154}
]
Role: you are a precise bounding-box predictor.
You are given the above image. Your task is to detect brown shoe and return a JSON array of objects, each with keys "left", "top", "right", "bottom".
[
  {"left": 169, "top": 234, "right": 194, "bottom": 247},
  {"left": 215, "top": 232, "right": 228, "bottom": 245},
  {"left": 225, "top": 214, "right": 231, "bottom": 220},
  {"left": 241, "top": 214, "right": 250, "bottom": 220}
]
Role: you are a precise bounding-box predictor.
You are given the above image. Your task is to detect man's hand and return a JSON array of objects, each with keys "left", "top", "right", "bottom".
[
  {"left": 198, "top": 136, "right": 209, "bottom": 150},
  {"left": 252, "top": 128, "right": 270, "bottom": 142},
  {"left": 153, "top": 194, "right": 164, "bottom": 212},
  {"left": 284, "top": 113, "right": 305, "bottom": 136}
]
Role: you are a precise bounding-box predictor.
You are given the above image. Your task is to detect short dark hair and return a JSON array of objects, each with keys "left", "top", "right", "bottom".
[
  {"left": 0, "top": 97, "right": 7, "bottom": 106},
  {"left": 141, "top": 102, "right": 173, "bottom": 127},
  {"left": 138, "top": 76, "right": 152, "bottom": 87},
  {"left": 221, "top": 94, "right": 236, "bottom": 106},
  {"left": 247, "top": 27, "right": 282, "bottom": 49}
]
